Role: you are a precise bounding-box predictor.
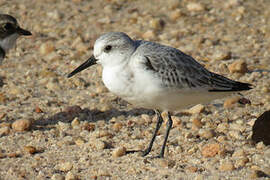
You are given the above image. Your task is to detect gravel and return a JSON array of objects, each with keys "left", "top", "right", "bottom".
[{"left": 1, "top": 0, "right": 270, "bottom": 179}]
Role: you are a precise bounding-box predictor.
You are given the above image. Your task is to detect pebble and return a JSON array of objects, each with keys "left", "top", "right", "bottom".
[
  {"left": 192, "top": 118, "right": 203, "bottom": 129},
  {"left": 219, "top": 160, "right": 235, "bottom": 171},
  {"left": 0, "top": 126, "right": 10, "bottom": 136},
  {"left": 112, "top": 146, "right": 126, "bottom": 157},
  {"left": 171, "top": 116, "right": 182, "bottom": 128},
  {"left": 187, "top": 2, "right": 205, "bottom": 11},
  {"left": 93, "top": 140, "right": 107, "bottom": 150},
  {"left": 252, "top": 110, "right": 270, "bottom": 145},
  {"left": 223, "top": 96, "right": 240, "bottom": 108},
  {"left": 228, "top": 60, "right": 248, "bottom": 74},
  {"left": 212, "top": 50, "right": 231, "bottom": 61},
  {"left": 149, "top": 18, "right": 164, "bottom": 30},
  {"left": 142, "top": 30, "right": 156, "bottom": 40},
  {"left": 23, "top": 146, "right": 38, "bottom": 154},
  {"left": 235, "top": 157, "right": 249, "bottom": 168},
  {"left": 57, "top": 162, "right": 73, "bottom": 172},
  {"left": 58, "top": 122, "right": 71, "bottom": 132},
  {"left": 169, "top": 9, "right": 182, "bottom": 21},
  {"left": 51, "top": 174, "right": 65, "bottom": 180},
  {"left": 71, "top": 117, "right": 80, "bottom": 128},
  {"left": 112, "top": 122, "right": 123, "bottom": 132},
  {"left": 74, "top": 137, "right": 85, "bottom": 146},
  {"left": 188, "top": 104, "right": 205, "bottom": 114},
  {"left": 198, "top": 129, "right": 215, "bottom": 139},
  {"left": 12, "top": 119, "right": 32, "bottom": 132},
  {"left": 141, "top": 114, "right": 152, "bottom": 124},
  {"left": 39, "top": 41, "right": 55, "bottom": 55},
  {"left": 216, "top": 123, "right": 229, "bottom": 133},
  {"left": 232, "top": 149, "right": 245, "bottom": 157},
  {"left": 65, "top": 171, "right": 77, "bottom": 180},
  {"left": 82, "top": 123, "right": 95, "bottom": 132},
  {"left": 201, "top": 143, "right": 221, "bottom": 157}
]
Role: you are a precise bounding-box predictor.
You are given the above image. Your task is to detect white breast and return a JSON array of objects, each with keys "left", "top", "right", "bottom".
[{"left": 0, "top": 34, "right": 19, "bottom": 52}]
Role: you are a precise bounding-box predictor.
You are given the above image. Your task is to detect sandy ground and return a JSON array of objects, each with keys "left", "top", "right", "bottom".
[{"left": 0, "top": 0, "right": 270, "bottom": 179}]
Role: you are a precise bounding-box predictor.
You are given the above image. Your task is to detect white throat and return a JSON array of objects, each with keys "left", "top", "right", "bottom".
[{"left": 0, "top": 33, "right": 19, "bottom": 52}]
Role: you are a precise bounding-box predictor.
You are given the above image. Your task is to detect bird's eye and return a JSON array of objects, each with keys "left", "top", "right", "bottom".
[
  {"left": 4, "top": 23, "right": 13, "bottom": 30},
  {"left": 104, "top": 45, "right": 112, "bottom": 52}
]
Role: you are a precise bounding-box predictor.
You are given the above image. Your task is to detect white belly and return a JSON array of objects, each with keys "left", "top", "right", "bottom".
[
  {"left": 0, "top": 34, "right": 19, "bottom": 52},
  {"left": 102, "top": 65, "right": 232, "bottom": 111}
]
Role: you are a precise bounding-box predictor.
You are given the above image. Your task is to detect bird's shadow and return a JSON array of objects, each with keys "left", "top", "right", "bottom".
[
  {"left": 33, "top": 105, "right": 155, "bottom": 131},
  {"left": 0, "top": 76, "right": 5, "bottom": 88}
]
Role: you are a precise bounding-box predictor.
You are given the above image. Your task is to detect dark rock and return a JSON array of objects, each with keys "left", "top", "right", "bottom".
[{"left": 252, "top": 110, "right": 270, "bottom": 145}]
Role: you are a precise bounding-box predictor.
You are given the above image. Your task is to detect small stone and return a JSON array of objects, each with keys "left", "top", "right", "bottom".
[
  {"left": 238, "top": 97, "right": 251, "bottom": 105},
  {"left": 232, "top": 149, "right": 245, "bottom": 157},
  {"left": 58, "top": 122, "right": 70, "bottom": 132},
  {"left": 185, "top": 166, "right": 198, "bottom": 173},
  {"left": 23, "top": 146, "right": 38, "bottom": 154},
  {"left": 142, "top": 30, "right": 156, "bottom": 40},
  {"left": 40, "top": 41, "right": 55, "bottom": 55},
  {"left": 47, "top": 10, "right": 61, "bottom": 20},
  {"left": 74, "top": 138, "right": 85, "bottom": 146},
  {"left": 187, "top": 2, "right": 204, "bottom": 11},
  {"left": 94, "top": 140, "right": 107, "bottom": 150},
  {"left": 141, "top": 114, "right": 152, "bottom": 124},
  {"left": 252, "top": 110, "right": 270, "bottom": 145},
  {"left": 219, "top": 160, "right": 235, "bottom": 171},
  {"left": 235, "top": 157, "right": 249, "bottom": 168},
  {"left": 192, "top": 118, "right": 203, "bottom": 129},
  {"left": 112, "top": 146, "right": 126, "bottom": 157},
  {"left": 223, "top": 96, "right": 240, "bottom": 108},
  {"left": 71, "top": 117, "right": 80, "bottom": 128},
  {"left": 228, "top": 60, "right": 248, "bottom": 74},
  {"left": 228, "top": 130, "right": 242, "bottom": 139},
  {"left": 169, "top": 9, "right": 182, "bottom": 21},
  {"left": 188, "top": 104, "right": 205, "bottom": 114},
  {"left": 198, "top": 129, "right": 215, "bottom": 139},
  {"left": 212, "top": 50, "right": 231, "bottom": 61},
  {"left": 35, "top": 106, "right": 43, "bottom": 113},
  {"left": 0, "top": 93, "right": 7, "bottom": 103},
  {"left": 0, "top": 113, "right": 6, "bottom": 120},
  {"left": 149, "top": 18, "right": 164, "bottom": 30},
  {"left": 113, "top": 122, "right": 123, "bottom": 132},
  {"left": 7, "top": 152, "right": 20, "bottom": 158},
  {"left": 51, "top": 174, "right": 64, "bottom": 180},
  {"left": 256, "top": 142, "right": 265, "bottom": 149},
  {"left": 171, "top": 116, "right": 182, "bottom": 128},
  {"left": 12, "top": 119, "right": 32, "bottom": 132},
  {"left": 216, "top": 123, "right": 229, "bottom": 133},
  {"left": 82, "top": 123, "right": 95, "bottom": 131},
  {"left": 58, "top": 162, "right": 73, "bottom": 172},
  {"left": 168, "top": 0, "right": 180, "bottom": 9},
  {"left": 201, "top": 143, "right": 221, "bottom": 157},
  {"left": 65, "top": 171, "right": 77, "bottom": 180},
  {"left": 71, "top": 37, "right": 88, "bottom": 52},
  {"left": 0, "top": 126, "right": 10, "bottom": 136}
]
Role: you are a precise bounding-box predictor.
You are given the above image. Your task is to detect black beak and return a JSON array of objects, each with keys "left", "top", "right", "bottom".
[
  {"left": 67, "top": 55, "right": 97, "bottom": 78},
  {"left": 16, "top": 27, "right": 32, "bottom": 36}
]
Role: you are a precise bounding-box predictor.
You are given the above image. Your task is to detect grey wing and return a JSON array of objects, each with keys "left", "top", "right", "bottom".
[{"left": 138, "top": 41, "right": 252, "bottom": 92}]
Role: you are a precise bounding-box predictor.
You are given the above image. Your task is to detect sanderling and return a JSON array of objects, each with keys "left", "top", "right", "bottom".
[
  {"left": 0, "top": 14, "right": 32, "bottom": 64},
  {"left": 68, "top": 32, "right": 252, "bottom": 158}
]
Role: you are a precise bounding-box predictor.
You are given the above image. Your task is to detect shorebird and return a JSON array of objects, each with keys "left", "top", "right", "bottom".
[
  {"left": 68, "top": 32, "right": 252, "bottom": 157},
  {"left": 0, "top": 14, "right": 31, "bottom": 64}
]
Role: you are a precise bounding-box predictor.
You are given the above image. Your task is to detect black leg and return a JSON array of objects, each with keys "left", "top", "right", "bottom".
[
  {"left": 142, "top": 109, "right": 163, "bottom": 157},
  {"left": 158, "top": 111, "right": 173, "bottom": 158}
]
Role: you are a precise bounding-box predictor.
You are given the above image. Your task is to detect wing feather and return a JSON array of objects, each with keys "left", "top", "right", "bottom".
[{"left": 134, "top": 41, "right": 252, "bottom": 92}]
